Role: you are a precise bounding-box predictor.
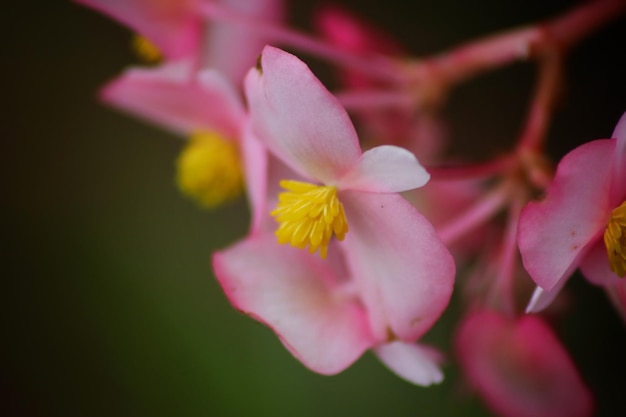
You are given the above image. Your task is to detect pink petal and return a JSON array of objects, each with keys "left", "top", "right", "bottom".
[
  {"left": 239, "top": 124, "right": 268, "bottom": 235},
  {"left": 456, "top": 311, "right": 594, "bottom": 417},
  {"left": 340, "top": 191, "right": 455, "bottom": 342},
  {"left": 213, "top": 234, "right": 375, "bottom": 375},
  {"left": 102, "top": 65, "right": 245, "bottom": 138},
  {"left": 606, "top": 279, "right": 626, "bottom": 323},
  {"left": 579, "top": 238, "right": 623, "bottom": 286},
  {"left": 610, "top": 111, "right": 626, "bottom": 206},
  {"left": 244, "top": 46, "right": 362, "bottom": 184},
  {"left": 336, "top": 145, "right": 430, "bottom": 193},
  {"left": 518, "top": 139, "right": 615, "bottom": 291},
  {"left": 246, "top": 148, "right": 311, "bottom": 235},
  {"left": 76, "top": 0, "right": 201, "bottom": 59},
  {"left": 201, "top": 0, "right": 285, "bottom": 84},
  {"left": 525, "top": 278, "right": 567, "bottom": 314},
  {"left": 373, "top": 342, "right": 444, "bottom": 386}
]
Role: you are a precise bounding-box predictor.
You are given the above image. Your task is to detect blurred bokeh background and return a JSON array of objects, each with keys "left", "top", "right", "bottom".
[{"left": 3, "top": 0, "right": 626, "bottom": 416}]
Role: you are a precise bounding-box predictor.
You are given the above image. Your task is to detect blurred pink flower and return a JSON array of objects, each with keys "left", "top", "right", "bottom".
[
  {"left": 78, "top": 0, "right": 284, "bottom": 217},
  {"left": 76, "top": 0, "right": 284, "bottom": 81},
  {"left": 102, "top": 63, "right": 243, "bottom": 138},
  {"left": 518, "top": 111, "right": 626, "bottom": 312},
  {"left": 100, "top": 61, "right": 269, "bottom": 222},
  {"left": 211, "top": 46, "right": 455, "bottom": 383},
  {"left": 313, "top": 5, "right": 404, "bottom": 91},
  {"left": 456, "top": 310, "right": 593, "bottom": 417},
  {"left": 76, "top": 0, "right": 203, "bottom": 60}
]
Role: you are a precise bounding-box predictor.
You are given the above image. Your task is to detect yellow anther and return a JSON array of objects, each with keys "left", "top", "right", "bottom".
[
  {"left": 132, "top": 34, "right": 163, "bottom": 63},
  {"left": 605, "top": 200, "right": 626, "bottom": 277},
  {"left": 271, "top": 180, "right": 349, "bottom": 259},
  {"left": 176, "top": 131, "right": 244, "bottom": 209}
]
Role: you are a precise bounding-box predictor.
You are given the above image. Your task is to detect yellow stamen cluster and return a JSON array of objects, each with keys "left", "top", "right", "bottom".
[
  {"left": 132, "top": 34, "right": 163, "bottom": 63},
  {"left": 176, "top": 131, "right": 244, "bottom": 208},
  {"left": 605, "top": 200, "right": 626, "bottom": 277},
  {"left": 272, "top": 180, "right": 349, "bottom": 259}
]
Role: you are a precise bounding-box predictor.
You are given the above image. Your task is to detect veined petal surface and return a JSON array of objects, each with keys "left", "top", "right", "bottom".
[
  {"left": 337, "top": 145, "right": 430, "bottom": 193},
  {"left": 340, "top": 191, "right": 455, "bottom": 342},
  {"left": 245, "top": 46, "right": 362, "bottom": 184},
  {"left": 213, "top": 234, "right": 374, "bottom": 374},
  {"left": 518, "top": 139, "right": 615, "bottom": 291},
  {"left": 102, "top": 65, "right": 245, "bottom": 138}
]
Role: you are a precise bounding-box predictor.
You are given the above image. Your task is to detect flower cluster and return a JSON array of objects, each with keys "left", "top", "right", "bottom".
[{"left": 78, "top": 0, "right": 626, "bottom": 415}]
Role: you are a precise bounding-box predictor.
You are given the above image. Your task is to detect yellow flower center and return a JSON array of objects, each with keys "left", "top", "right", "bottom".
[
  {"left": 176, "top": 131, "right": 244, "bottom": 208},
  {"left": 605, "top": 200, "right": 626, "bottom": 277},
  {"left": 271, "top": 180, "right": 349, "bottom": 259},
  {"left": 132, "top": 34, "right": 163, "bottom": 63}
]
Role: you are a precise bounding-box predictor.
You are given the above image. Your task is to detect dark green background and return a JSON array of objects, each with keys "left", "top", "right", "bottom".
[{"left": 3, "top": 1, "right": 626, "bottom": 416}]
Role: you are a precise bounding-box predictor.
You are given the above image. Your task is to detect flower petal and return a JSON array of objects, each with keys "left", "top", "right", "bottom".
[
  {"left": 340, "top": 191, "right": 455, "bottom": 342},
  {"left": 518, "top": 139, "right": 615, "bottom": 291},
  {"left": 201, "top": 0, "right": 284, "bottom": 84},
  {"left": 373, "top": 341, "right": 444, "bottom": 386},
  {"left": 579, "top": 238, "right": 623, "bottom": 286},
  {"left": 76, "top": 0, "right": 201, "bottom": 59},
  {"left": 606, "top": 279, "right": 626, "bottom": 324},
  {"left": 239, "top": 124, "right": 268, "bottom": 234},
  {"left": 102, "top": 65, "right": 245, "bottom": 138},
  {"left": 245, "top": 46, "right": 362, "bottom": 184},
  {"left": 336, "top": 145, "right": 430, "bottom": 192},
  {"left": 525, "top": 278, "right": 567, "bottom": 314},
  {"left": 456, "top": 311, "right": 594, "bottom": 417},
  {"left": 213, "top": 234, "right": 374, "bottom": 375},
  {"left": 610, "top": 111, "right": 626, "bottom": 206}
]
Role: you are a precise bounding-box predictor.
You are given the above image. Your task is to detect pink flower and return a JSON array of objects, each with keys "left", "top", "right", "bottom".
[
  {"left": 212, "top": 46, "right": 455, "bottom": 383},
  {"left": 76, "top": 0, "right": 203, "bottom": 60},
  {"left": 103, "top": 64, "right": 271, "bottom": 227},
  {"left": 81, "top": 0, "right": 283, "bottom": 218},
  {"left": 456, "top": 310, "right": 593, "bottom": 417},
  {"left": 76, "top": 0, "right": 283, "bottom": 81},
  {"left": 518, "top": 111, "right": 626, "bottom": 312},
  {"left": 102, "top": 63, "right": 244, "bottom": 138}
]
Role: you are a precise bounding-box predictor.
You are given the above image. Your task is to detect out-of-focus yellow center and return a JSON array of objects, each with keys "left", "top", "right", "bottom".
[
  {"left": 605, "top": 200, "right": 626, "bottom": 277},
  {"left": 271, "top": 180, "right": 349, "bottom": 259},
  {"left": 176, "top": 131, "right": 244, "bottom": 208},
  {"left": 132, "top": 34, "right": 163, "bottom": 63}
]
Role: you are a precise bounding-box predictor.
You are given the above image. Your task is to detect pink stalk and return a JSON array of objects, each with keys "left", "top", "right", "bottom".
[
  {"left": 197, "top": 1, "right": 405, "bottom": 84},
  {"left": 437, "top": 181, "right": 512, "bottom": 246},
  {"left": 335, "top": 89, "right": 415, "bottom": 111},
  {"left": 517, "top": 55, "right": 563, "bottom": 152},
  {"left": 409, "top": 0, "right": 626, "bottom": 88},
  {"left": 426, "top": 155, "right": 517, "bottom": 181}
]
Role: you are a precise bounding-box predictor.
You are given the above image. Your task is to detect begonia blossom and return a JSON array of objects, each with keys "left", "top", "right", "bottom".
[
  {"left": 456, "top": 310, "right": 593, "bottom": 417},
  {"left": 76, "top": 0, "right": 202, "bottom": 61},
  {"left": 518, "top": 111, "right": 626, "bottom": 312},
  {"left": 81, "top": 0, "right": 283, "bottom": 218},
  {"left": 212, "top": 46, "right": 454, "bottom": 383},
  {"left": 101, "top": 63, "right": 268, "bottom": 226},
  {"left": 76, "top": 0, "right": 283, "bottom": 82}
]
